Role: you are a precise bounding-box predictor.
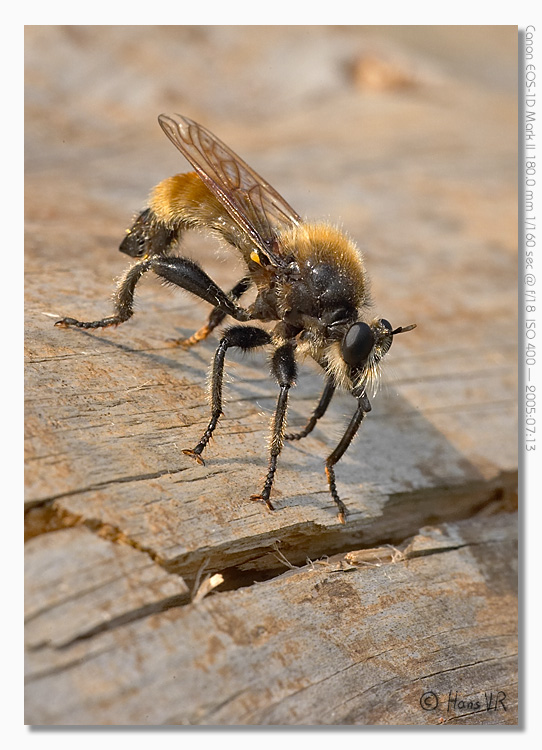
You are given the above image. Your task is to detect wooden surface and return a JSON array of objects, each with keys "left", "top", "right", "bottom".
[{"left": 25, "top": 26, "right": 518, "bottom": 725}]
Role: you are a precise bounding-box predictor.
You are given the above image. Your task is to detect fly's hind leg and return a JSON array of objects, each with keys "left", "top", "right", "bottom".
[
  {"left": 150, "top": 257, "right": 251, "bottom": 322},
  {"left": 56, "top": 255, "right": 252, "bottom": 332},
  {"left": 168, "top": 276, "right": 253, "bottom": 348},
  {"left": 183, "top": 326, "right": 272, "bottom": 464},
  {"left": 55, "top": 257, "right": 153, "bottom": 330},
  {"left": 55, "top": 209, "right": 180, "bottom": 331}
]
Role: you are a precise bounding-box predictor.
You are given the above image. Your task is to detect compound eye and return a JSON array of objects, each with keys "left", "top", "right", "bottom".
[
  {"left": 378, "top": 318, "right": 394, "bottom": 356},
  {"left": 341, "top": 322, "right": 375, "bottom": 367}
]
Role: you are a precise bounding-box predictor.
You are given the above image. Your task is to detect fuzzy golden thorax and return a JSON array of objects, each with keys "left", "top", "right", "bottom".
[
  {"left": 266, "top": 222, "right": 371, "bottom": 356},
  {"left": 273, "top": 223, "right": 369, "bottom": 319},
  {"left": 278, "top": 223, "right": 369, "bottom": 305}
]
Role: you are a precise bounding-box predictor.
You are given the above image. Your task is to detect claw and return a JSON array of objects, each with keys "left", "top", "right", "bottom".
[
  {"left": 182, "top": 449, "right": 205, "bottom": 466},
  {"left": 54, "top": 318, "right": 76, "bottom": 328},
  {"left": 250, "top": 493, "right": 275, "bottom": 512}
]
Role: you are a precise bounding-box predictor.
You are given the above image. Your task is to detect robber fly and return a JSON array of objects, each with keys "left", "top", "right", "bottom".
[{"left": 56, "top": 114, "right": 415, "bottom": 523}]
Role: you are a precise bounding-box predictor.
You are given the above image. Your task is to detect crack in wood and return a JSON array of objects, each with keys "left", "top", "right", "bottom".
[
  {"left": 24, "top": 467, "right": 189, "bottom": 512},
  {"left": 32, "top": 516, "right": 517, "bottom": 651},
  {"left": 55, "top": 593, "right": 192, "bottom": 649}
]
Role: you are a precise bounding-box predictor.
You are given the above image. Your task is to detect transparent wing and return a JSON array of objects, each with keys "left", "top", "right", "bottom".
[{"left": 158, "top": 114, "right": 302, "bottom": 265}]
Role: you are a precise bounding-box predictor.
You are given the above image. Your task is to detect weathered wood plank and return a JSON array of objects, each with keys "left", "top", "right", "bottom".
[
  {"left": 25, "top": 26, "right": 518, "bottom": 726},
  {"left": 24, "top": 513, "right": 517, "bottom": 725}
]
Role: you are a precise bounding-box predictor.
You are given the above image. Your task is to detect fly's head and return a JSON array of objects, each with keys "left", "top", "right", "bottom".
[{"left": 321, "top": 317, "right": 416, "bottom": 396}]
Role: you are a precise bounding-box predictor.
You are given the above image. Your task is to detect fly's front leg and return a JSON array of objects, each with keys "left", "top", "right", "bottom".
[
  {"left": 325, "top": 390, "right": 371, "bottom": 524},
  {"left": 251, "top": 343, "right": 297, "bottom": 511},
  {"left": 285, "top": 378, "right": 335, "bottom": 441},
  {"left": 183, "top": 326, "right": 272, "bottom": 465},
  {"left": 168, "top": 276, "right": 253, "bottom": 348}
]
